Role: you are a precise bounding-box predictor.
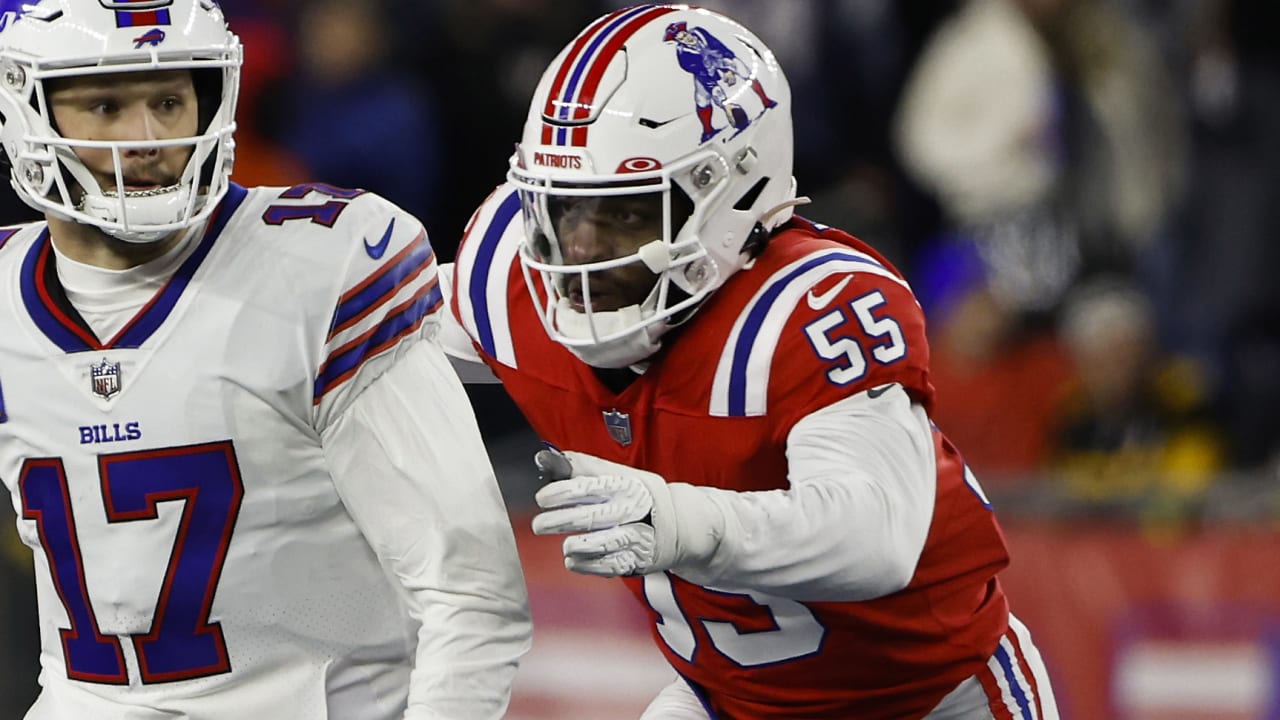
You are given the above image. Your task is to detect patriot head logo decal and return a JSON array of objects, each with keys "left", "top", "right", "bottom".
[{"left": 663, "top": 21, "right": 777, "bottom": 143}]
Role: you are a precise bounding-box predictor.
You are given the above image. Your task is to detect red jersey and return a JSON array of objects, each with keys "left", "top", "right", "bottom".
[{"left": 452, "top": 185, "right": 1011, "bottom": 719}]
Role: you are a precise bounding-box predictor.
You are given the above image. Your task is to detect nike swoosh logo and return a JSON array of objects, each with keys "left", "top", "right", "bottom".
[
  {"left": 364, "top": 218, "right": 396, "bottom": 260},
  {"left": 867, "top": 384, "right": 893, "bottom": 399},
  {"left": 806, "top": 275, "right": 853, "bottom": 310},
  {"left": 639, "top": 116, "right": 678, "bottom": 129}
]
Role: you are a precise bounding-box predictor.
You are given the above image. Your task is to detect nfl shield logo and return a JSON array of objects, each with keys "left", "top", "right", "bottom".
[
  {"left": 602, "top": 409, "right": 632, "bottom": 447},
  {"left": 90, "top": 358, "right": 122, "bottom": 399}
]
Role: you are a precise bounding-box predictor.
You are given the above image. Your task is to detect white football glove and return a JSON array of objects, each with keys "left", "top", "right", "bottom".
[{"left": 531, "top": 448, "right": 725, "bottom": 577}]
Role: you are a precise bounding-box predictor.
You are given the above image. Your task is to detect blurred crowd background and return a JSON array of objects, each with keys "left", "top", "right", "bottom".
[{"left": 2, "top": 0, "right": 1278, "bottom": 718}]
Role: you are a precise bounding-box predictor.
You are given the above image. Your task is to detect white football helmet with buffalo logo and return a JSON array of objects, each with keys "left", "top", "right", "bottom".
[
  {"left": 508, "top": 4, "right": 797, "bottom": 368},
  {"left": 0, "top": 0, "right": 241, "bottom": 243}
]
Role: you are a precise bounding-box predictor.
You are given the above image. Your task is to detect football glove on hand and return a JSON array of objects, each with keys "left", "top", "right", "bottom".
[{"left": 531, "top": 447, "right": 724, "bottom": 578}]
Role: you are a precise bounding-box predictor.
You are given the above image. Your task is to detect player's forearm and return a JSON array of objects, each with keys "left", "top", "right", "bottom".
[
  {"left": 404, "top": 588, "right": 531, "bottom": 719},
  {"left": 677, "top": 385, "right": 936, "bottom": 601},
  {"left": 398, "top": 494, "right": 531, "bottom": 719},
  {"left": 397, "top": 452, "right": 531, "bottom": 718},
  {"left": 324, "top": 342, "right": 531, "bottom": 716}
]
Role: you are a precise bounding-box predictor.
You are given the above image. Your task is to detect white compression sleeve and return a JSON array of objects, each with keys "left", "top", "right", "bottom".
[
  {"left": 677, "top": 384, "right": 937, "bottom": 601},
  {"left": 323, "top": 340, "right": 531, "bottom": 718}
]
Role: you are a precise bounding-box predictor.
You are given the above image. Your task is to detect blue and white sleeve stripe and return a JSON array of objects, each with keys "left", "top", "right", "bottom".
[{"left": 454, "top": 188, "right": 524, "bottom": 368}]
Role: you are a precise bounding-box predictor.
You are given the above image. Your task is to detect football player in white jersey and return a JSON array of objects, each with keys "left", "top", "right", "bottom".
[
  {"left": 440, "top": 5, "right": 1059, "bottom": 719},
  {"left": 0, "top": 1, "right": 530, "bottom": 719}
]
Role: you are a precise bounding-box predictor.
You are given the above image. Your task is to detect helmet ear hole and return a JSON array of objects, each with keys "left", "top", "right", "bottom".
[
  {"left": 733, "top": 176, "right": 769, "bottom": 212},
  {"left": 734, "top": 177, "right": 775, "bottom": 258}
]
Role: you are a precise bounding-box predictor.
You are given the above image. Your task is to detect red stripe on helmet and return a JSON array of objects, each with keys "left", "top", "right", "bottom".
[
  {"left": 540, "top": 6, "right": 632, "bottom": 120},
  {"left": 567, "top": 6, "right": 677, "bottom": 121}
]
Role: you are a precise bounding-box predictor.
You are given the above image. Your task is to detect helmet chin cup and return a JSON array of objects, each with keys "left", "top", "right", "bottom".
[
  {"left": 80, "top": 185, "right": 198, "bottom": 244},
  {"left": 510, "top": 4, "right": 794, "bottom": 364},
  {"left": 550, "top": 297, "right": 666, "bottom": 369},
  {"left": 0, "top": 0, "right": 243, "bottom": 243}
]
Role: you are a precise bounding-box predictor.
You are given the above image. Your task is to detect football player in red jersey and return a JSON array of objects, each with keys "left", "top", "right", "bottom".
[{"left": 443, "top": 4, "right": 1059, "bottom": 718}]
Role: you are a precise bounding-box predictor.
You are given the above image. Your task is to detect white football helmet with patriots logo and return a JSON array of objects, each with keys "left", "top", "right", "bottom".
[
  {"left": 0, "top": 0, "right": 241, "bottom": 243},
  {"left": 508, "top": 4, "right": 796, "bottom": 368}
]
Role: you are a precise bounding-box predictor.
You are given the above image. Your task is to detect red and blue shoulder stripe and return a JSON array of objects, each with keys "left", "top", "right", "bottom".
[{"left": 313, "top": 228, "right": 441, "bottom": 403}]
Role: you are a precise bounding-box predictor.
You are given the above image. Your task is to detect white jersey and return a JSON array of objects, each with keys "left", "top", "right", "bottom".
[{"left": 0, "top": 184, "right": 530, "bottom": 719}]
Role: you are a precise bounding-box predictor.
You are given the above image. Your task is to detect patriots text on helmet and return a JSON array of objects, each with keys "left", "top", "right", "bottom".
[{"left": 532, "top": 151, "right": 583, "bottom": 170}]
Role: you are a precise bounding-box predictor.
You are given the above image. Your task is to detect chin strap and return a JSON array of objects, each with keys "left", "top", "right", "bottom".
[
  {"left": 552, "top": 297, "right": 667, "bottom": 369},
  {"left": 78, "top": 186, "right": 196, "bottom": 244},
  {"left": 761, "top": 194, "right": 812, "bottom": 226},
  {"left": 741, "top": 195, "right": 811, "bottom": 259}
]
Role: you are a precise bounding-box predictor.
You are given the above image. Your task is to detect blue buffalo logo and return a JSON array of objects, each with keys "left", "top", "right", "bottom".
[
  {"left": 133, "top": 27, "right": 166, "bottom": 48},
  {"left": 664, "top": 21, "right": 777, "bottom": 143}
]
